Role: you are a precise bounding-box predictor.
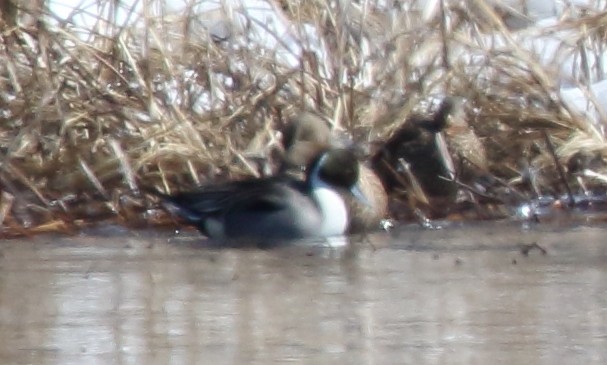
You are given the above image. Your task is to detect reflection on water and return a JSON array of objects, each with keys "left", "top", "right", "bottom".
[{"left": 0, "top": 223, "right": 607, "bottom": 364}]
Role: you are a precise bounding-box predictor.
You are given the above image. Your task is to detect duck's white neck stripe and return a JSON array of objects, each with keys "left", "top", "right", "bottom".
[{"left": 309, "top": 155, "right": 348, "bottom": 236}]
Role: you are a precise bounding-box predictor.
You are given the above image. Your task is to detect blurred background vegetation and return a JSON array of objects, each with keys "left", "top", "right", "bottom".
[{"left": 0, "top": 0, "right": 606, "bottom": 235}]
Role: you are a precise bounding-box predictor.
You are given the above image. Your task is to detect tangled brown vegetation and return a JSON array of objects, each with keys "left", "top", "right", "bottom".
[{"left": 0, "top": 0, "right": 606, "bottom": 237}]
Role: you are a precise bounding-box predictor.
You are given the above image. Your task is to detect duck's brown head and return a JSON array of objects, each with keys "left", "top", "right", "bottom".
[{"left": 281, "top": 111, "right": 332, "bottom": 168}]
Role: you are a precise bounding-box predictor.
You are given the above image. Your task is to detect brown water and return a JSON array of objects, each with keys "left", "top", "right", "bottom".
[{"left": 1, "top": 222, "right": 606, "bottom": 364}]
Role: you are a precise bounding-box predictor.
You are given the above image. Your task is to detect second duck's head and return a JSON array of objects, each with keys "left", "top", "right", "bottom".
[{"left": 281, "top": 111, "right": 332, "bottom": 169}]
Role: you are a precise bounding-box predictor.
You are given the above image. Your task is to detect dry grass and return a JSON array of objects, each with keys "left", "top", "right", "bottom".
[{"left": 0, "top": 0, "right": 606, "bottom": 236}]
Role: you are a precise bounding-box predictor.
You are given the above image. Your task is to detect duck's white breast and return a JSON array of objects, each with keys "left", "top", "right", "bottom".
[{"left": 311, "top": 184, "right": 348, "bottom": 237}]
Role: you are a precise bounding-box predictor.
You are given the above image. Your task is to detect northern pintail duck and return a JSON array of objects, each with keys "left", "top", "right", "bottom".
[
  {"left": 157, "top": 148, "right": 366, "bottom": 244},
  {"left": 281, "top": 112, "right": 389, "bottom": 233}
]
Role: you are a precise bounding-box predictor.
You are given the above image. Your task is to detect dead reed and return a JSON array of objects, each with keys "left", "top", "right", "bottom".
[{"left": 0, "top": 0, "right": 605, "bottom": 236}]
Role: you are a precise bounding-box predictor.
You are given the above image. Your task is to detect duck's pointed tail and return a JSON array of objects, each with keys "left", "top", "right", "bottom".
[{"left": 143, "top": 187, "right": 206, "bottom": 224}]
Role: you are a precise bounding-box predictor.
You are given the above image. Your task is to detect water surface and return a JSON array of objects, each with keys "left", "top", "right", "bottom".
[{"left": 1, "top": 222, "right": 606, "bottom": 364}]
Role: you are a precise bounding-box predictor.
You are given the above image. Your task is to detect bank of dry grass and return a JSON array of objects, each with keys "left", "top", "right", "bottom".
[{"left": 0, "top": 1, "right": 606, "bottom": 236}]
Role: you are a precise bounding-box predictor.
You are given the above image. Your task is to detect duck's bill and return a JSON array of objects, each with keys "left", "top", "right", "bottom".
[{"left": 350, "top": 183, "right": 371, "bottom": 207}]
